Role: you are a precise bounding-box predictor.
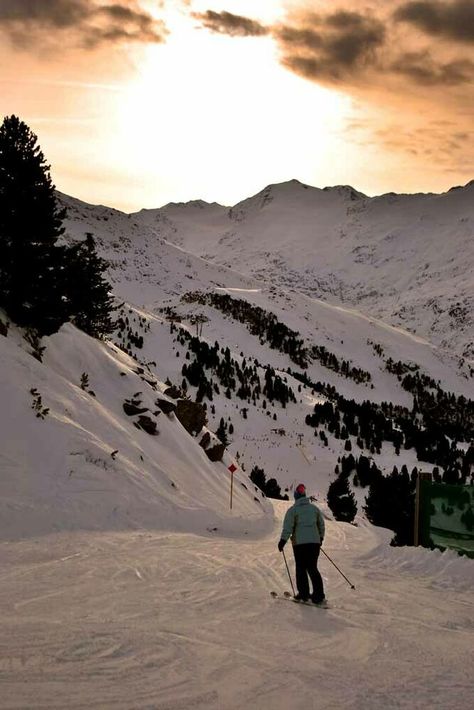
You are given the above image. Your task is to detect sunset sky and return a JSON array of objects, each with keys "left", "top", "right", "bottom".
[{"left": 0, "top": 0, "right": 472, "bottom": 211}]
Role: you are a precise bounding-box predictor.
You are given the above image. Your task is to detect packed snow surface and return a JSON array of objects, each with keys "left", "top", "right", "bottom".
[{"left": 1, "top": 504, "right": 473, "bottom": 709}]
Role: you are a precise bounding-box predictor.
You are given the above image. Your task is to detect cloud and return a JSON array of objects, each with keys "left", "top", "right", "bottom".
[
  {"left": 193, "top": 8, "right": 386, "bottom": 81},
  {"left": 192, "top": 10, "right": 269, "bottom": 37},
  {"left": 275, "top": 11, "right": 386, "bottom": 82},
  {"left": 391, "top": 51, "right": 474, "bottom": 84},
  {"left": 345, "top": 114, "right": 474, "bottom": 176},
  {"left": 0, "top": 0, "right": 168, "bottom": 51},
  {"left": 193, "top": 3, "right": 474, "bottom": 91},
  {"left": 0, "top": 0, "right": 88, "bottom": 27},
  {"left": 394, "top": 0, "right": 474, "bottom": 43},
  {"left": 192, "top": 3, "right": 473, "bottom": 176}
]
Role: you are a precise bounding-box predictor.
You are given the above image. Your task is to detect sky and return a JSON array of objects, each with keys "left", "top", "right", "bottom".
[{"left": 0, "top": 0, "right": 473, "bottom": 212}]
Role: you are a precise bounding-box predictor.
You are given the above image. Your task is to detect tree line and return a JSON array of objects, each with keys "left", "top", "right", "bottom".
[
  {"left": 327, "top": 454, "right": 422, "bottom": 545},
  {"left": 182, "top": 291, "right": 309, "bottom": 368},
  {"left": 304, "top": 383, "right": 473, "bottom": 480},
  {"left": 174, "top": 325, "right": 296, "bottom": 410},
  {"left": 182, "top": 292, "right": 374, "bottom": 385}
]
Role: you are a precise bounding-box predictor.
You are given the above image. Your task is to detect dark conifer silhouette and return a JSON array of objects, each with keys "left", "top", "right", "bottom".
[
  {"left": 215, "top": 417, "right": 229, "bottom": 446},
  {"left": 327, "top": 473, "right": 358, "bottom": 523},
  {"left": 249, "top": 465, "right": 286, "bottom": 500},
  {"left": 364, "top": 467, "right": 415, "bottom": 545},
  {"left": 0, "top": 115, "right": 67, "bottom": 334},
  {"left": 66, "top": 233, "right": 115, "bottom": 337},
  {"left": 0, "top": 116, "right": 115, "bottom": 338}
]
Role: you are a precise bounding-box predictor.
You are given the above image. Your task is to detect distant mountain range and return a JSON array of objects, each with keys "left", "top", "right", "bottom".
[{"left": 129, "top": 179, "right": 474, "bottom": 361}]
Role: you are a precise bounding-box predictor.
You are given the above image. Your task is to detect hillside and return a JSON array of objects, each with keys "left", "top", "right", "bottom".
[
  {"left": 0, "top": 315, "right": 272, "bottom": 540},
  {"left": 132, "top": 179, "right": 474, "bottom": 360},
  {"left": 2, "top": 185, "right": 471, "bottom": 541},
  {"left": 1, "top": 184, "right": 473, "bottom": 710},
  {"left": 58, "top": 192, "right": 474, "bottom": 499}
]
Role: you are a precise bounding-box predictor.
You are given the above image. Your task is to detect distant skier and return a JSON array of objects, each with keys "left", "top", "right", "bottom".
[{"left": 278, "top": 483, "right": 326, "bottom": 604}]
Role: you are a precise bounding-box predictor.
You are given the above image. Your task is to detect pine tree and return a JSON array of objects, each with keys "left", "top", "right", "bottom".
[
  {"left": 363, "top": 476, "right": 388, "bottom": 529},
  {"left": 265, "top": 477, "right": 283, "bottom": 500},
  {"left": 0, "top": 115, "right": 68, "bottom": 334},
  {"left": 215, "top": 417, "right": 228, "bottom": 446},
  {"left": 364, "top": 469, "right": 414, "bottom": 545},
  {"left": 250, "top": 465, "right": 266, "bottom": 492},
  {"left": 327, "top": 473, "right": 357, "bottom": 523},
  {"left": 356, "top": 455, "right": 371, "bottom": 487},
  {"left": 66, "top": 233, "right": 115, "bottom": 337}
]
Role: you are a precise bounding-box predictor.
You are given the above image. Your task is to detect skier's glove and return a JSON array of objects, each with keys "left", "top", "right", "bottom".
[{"left": 278, "top": 539, "right": 286, "bottom": 552}]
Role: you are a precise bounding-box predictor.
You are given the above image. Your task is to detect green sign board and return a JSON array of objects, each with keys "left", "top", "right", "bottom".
[{"left": 419, "top": 480, "right": 474, "bottom": 558}]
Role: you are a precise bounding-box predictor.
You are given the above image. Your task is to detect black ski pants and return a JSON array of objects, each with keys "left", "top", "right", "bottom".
[{"left": 293, "top": 543, "right": 324, "bottom": 600}]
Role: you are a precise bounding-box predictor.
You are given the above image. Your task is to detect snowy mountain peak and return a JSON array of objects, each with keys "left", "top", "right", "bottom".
[
  {"left": 59, "top": 177, "right": 474, "bottom": 362},
  {"left": 230, "top": 179, "right": 366, "bottom": 212},
  {"left": 147, "top": 198, "right": 226, "bottom": 213},
  {"left": 448, "top": 178, "right": 474, "bottom": 192},
  {"left": 227, "top": 179, "right": 362, "bottom": 223},
  {"left": 322, "top": 184, "right": 367, "bottom": 201}
]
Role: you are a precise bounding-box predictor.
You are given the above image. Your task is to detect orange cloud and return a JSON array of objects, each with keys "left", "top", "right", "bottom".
[
  {"left": 275, "top": 11, "right": 386, "bottom": 83},
  {"left": 192, "top": 2, "right": 473, "bottom": 179},
  {"left": 394, "top": 0, "right": 474, "bottom": 43},
  {"left": 0, "top": 0, "right": 168, "bottom": 51},
  {"left": 192, "top": 10, "right": 269, "bottom": 37},
  {"left": 193, "top": 2, "right": 474, "bottom": 90}
]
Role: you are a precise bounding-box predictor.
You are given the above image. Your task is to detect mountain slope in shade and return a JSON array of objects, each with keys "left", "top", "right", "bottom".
[{"left": 132, "top": 179, "right": 474, "bottom": 360}]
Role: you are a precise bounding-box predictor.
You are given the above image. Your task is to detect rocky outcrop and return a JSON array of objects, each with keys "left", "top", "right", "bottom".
[
  {"left": 175, "top": 399, "right": 207, "bottom": 435},
  {"left": 205, "top": 443, "right": 225, "bottom": 462},
  {"left": 156, "top": 398, "right": 176, "bottom": 415}
]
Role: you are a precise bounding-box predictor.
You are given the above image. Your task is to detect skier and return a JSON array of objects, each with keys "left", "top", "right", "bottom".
[{"left": 278, "top": 483, "right": 326, "bottom": 604}]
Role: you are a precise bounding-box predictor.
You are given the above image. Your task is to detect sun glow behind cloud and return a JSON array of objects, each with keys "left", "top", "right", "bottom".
[
  {"left": 0, "top": 1, "right": 472, "bottom": 211},
  {"left": 115, "top": 6, "right": 352, "bottom": 208}
]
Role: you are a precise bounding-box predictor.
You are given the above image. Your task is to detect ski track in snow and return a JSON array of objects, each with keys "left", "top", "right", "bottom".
[{"left": 1, "top": 506, "right": 473, "bottom": 710}]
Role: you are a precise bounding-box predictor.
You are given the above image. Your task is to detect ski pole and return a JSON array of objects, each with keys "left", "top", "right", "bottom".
[
  {"left": 321, "top": 548, "right": 356, "bottom": 590},
  {"left": 281, "top": 548, "right": 296, "bottom": 596}
]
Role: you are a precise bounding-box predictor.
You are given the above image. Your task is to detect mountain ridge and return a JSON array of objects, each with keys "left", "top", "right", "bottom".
[
  {"left": 132, "top": 177, "right": 474, "bottom": 214},
  {"left": 127, "top": 179, "right": 473, "bottom": 360}
]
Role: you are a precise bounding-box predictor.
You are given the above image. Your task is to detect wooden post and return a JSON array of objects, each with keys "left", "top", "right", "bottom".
[
  {"left": 414, "top": 471, "right": 432, "bottom": 546},
  {"left": 414, "top": 474, "right": 421, "bottom": 547},
  {"left": 228, "top": 463, "right": 237, "bottom": 510}
]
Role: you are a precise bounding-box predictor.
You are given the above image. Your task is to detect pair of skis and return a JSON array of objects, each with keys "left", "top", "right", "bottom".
[{"left": 270, "top": 590, "right": 331, "bottom": 608}]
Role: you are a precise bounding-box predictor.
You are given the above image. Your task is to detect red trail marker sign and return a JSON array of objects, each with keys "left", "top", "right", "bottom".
[{"left": 228, "top": 463, "right": 237, "bottom": 509}]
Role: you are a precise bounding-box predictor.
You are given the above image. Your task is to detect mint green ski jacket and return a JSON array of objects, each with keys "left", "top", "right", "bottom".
[{"left": 281, "top": 496, "right": 325, "bottom": 546}]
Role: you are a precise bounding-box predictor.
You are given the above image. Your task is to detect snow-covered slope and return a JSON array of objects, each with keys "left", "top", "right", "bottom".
[
  {"left": 1, "top": 186, "right": 473, "bottom": 709},
  {"left": 132, "top": 179, "right": 474, "bottom": 359},
  {"left": 0, "top": 316, "right": 272, "bottom": 540},
  {"left": 55, "top": 190, "right": 474, "bottom": 501},
  {"left": 59, "top": 192, "right": 258, "bottom": 305}
]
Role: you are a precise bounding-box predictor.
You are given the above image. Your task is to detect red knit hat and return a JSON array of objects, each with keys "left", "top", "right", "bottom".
[{"left": 294, "top": 483, "right": 306, "bottom": 499}]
